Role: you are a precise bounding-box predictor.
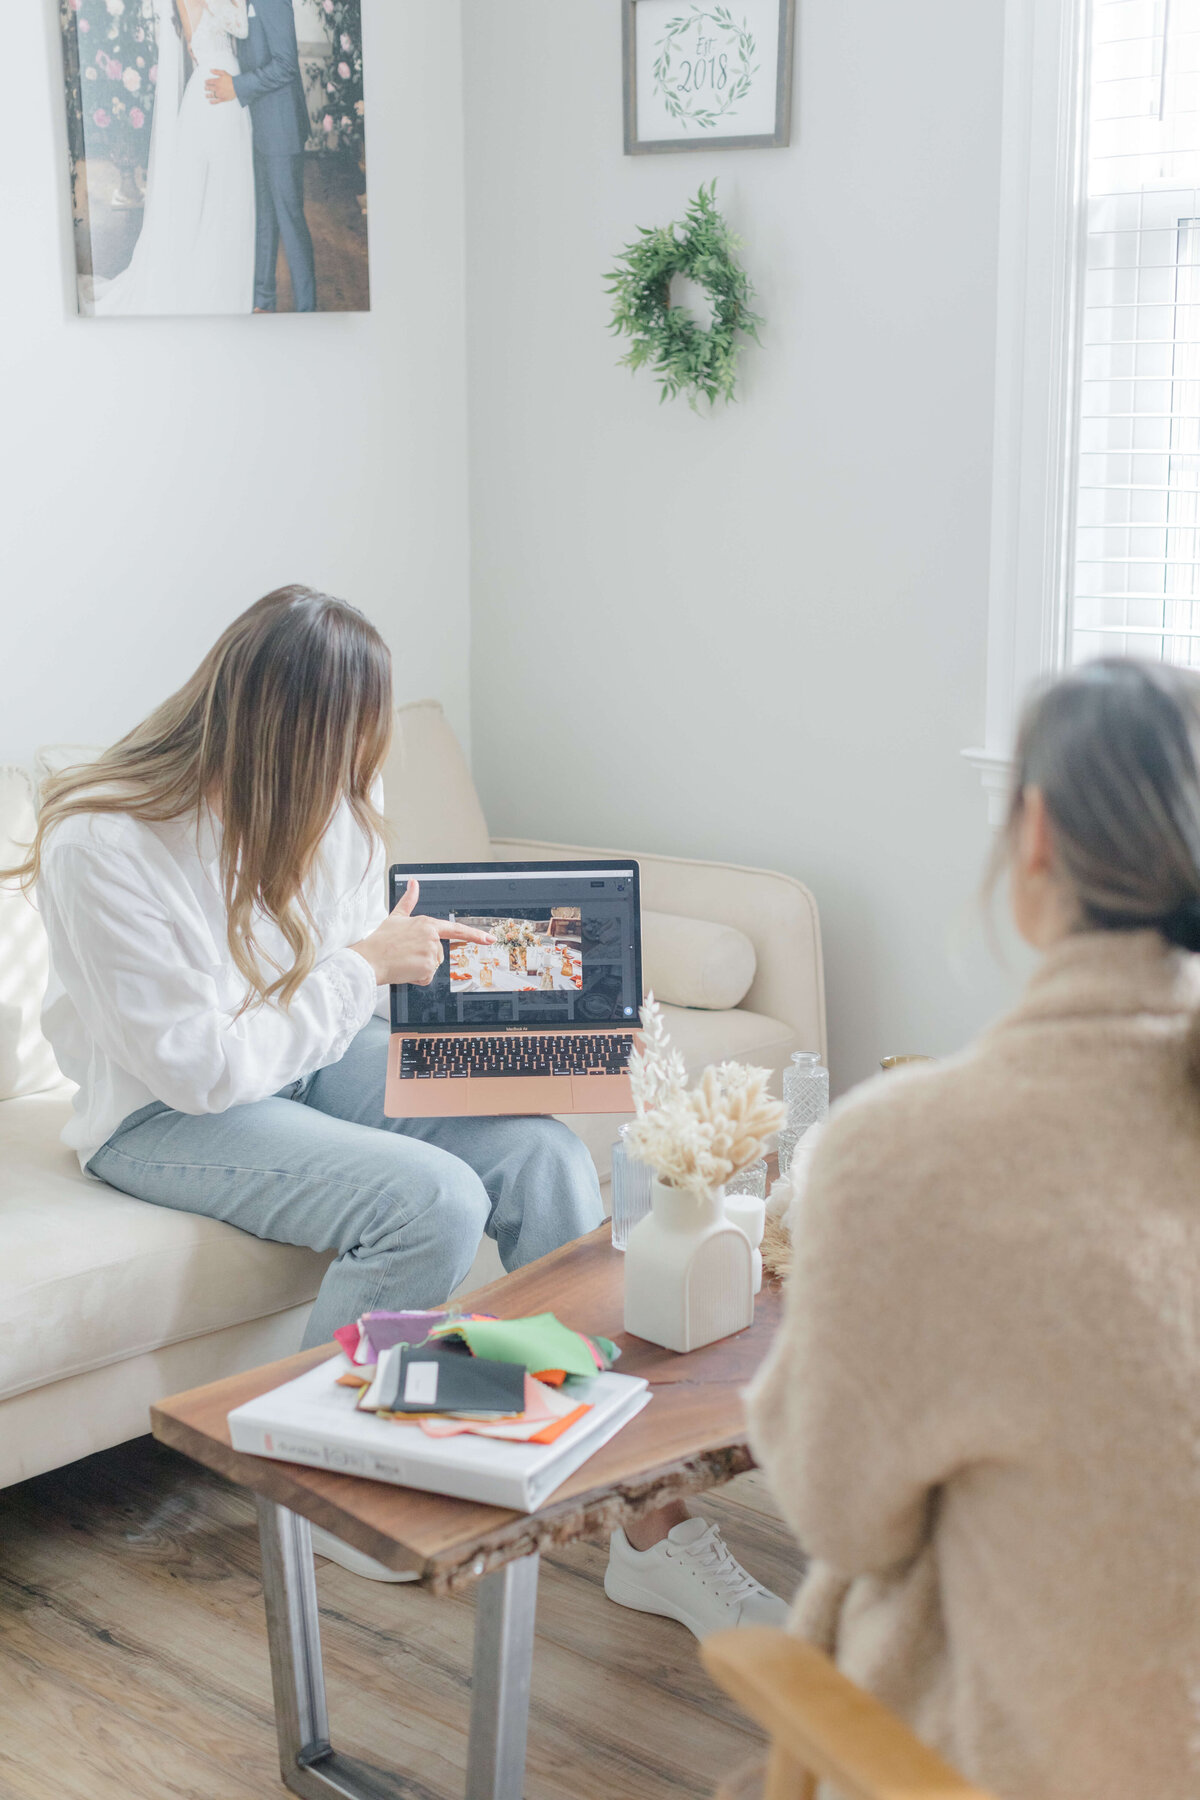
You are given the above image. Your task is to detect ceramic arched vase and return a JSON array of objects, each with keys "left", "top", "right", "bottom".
[{"left": 623, "top": 1177, "right": 755, "bottom": 1353}]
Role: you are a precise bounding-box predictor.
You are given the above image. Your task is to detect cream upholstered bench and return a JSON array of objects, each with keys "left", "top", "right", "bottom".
[{"left": 0, "top": 702, "right": 824, "bottom": 1489}]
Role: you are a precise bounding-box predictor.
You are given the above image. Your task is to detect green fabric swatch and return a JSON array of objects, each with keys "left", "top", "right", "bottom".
[{"left": 428, "top": 1313, "right": 601, "bottom": 1378}]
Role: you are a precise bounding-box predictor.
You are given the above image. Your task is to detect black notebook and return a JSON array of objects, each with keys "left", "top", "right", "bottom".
[{"left": 360, "top": 1342, "right": 527, "bottom": 1416}]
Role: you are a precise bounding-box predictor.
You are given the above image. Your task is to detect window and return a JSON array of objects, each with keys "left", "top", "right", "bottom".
[
  {"left": 1073, "top": 1, "right": 1200, "bottom": 666},
  {"left": 969, "top": 0, "right": 1200, "bottom": 814}
]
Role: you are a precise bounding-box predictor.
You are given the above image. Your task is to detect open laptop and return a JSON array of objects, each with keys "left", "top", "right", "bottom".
[{"left": 383, "top": 861, "right": 643, "bottom": 1118}]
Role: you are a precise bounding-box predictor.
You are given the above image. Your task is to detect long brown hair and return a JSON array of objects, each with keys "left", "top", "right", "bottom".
[
  {"left": 1002, "top": 658, "right": 1200, "bottom": 950},
  {"left": 8, "top": 586, "right": 393, "bottom": 1009}
]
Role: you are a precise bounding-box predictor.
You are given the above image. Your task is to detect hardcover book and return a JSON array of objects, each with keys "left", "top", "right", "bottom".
[{"left": 228, "top": 1356, "right": 651, "bottom": 1513}]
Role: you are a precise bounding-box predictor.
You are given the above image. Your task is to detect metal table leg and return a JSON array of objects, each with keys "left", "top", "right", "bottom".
[
  {"left": 256, "top": 1500, "right": 539, "bottom": 1800},
  {"left": 257, "top": 1499, "right": 413, "bottom": 1800},
  {"left": 465, "top": 1554, "right": 540, "bottom": 1800}
]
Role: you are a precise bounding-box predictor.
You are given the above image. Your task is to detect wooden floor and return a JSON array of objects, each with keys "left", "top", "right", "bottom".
[
  {"left": 272, "top": 153, "right": 369, "bottom": 314},
  {"left": 0, "top": 1438, "right": 805, "bottom": 1800}
]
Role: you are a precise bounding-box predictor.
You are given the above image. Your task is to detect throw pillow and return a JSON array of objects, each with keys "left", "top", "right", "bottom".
[{"left": 641, "top": 910, "right": 757, "bottom": 1012}]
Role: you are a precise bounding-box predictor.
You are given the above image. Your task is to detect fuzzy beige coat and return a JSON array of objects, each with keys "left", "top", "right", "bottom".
[{"left": 746, "top": 931, "right": 1200, "bottom": 1800}]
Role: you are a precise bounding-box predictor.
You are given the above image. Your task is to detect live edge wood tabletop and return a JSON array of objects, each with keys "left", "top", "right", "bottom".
[{"left": 151, "top": 1224, "right": 783, "bottom": 1595}]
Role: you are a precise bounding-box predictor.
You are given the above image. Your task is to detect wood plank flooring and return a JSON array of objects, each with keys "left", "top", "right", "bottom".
[
  {"left": 0, "top": 1438, "right": 805, "bottom": 1800},
  {"left": 271, "top": 152, "right": 369, "bottom": 313}
]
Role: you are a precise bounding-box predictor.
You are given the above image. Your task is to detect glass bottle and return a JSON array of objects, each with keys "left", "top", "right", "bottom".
[
  {"left": 724, "top": 1158, "right": 768, "bottom": 1200},
  {"left": 610, "top": 1123, "right": 653, "bottom": 1251},
  {"left": 778, "top": 1050, "right": 829, "bottom": 1175}
]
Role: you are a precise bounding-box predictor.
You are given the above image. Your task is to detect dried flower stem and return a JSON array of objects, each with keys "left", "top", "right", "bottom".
[{"left": 626, "top": 996, "right": 786, "bottom": 1199}]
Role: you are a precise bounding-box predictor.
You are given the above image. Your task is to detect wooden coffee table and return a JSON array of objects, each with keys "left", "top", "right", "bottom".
[{"left": 151, "top": 1225, "right": 782, "bottom": 1800}]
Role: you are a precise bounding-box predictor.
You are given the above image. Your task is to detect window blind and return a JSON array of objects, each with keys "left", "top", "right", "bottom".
[{"left": 1073, "top": 0, "right": 1200, "bottom": 666}]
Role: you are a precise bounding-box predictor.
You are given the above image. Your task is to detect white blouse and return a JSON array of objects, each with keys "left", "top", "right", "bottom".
[{"left": 38, "top": 798, "right": 390, "bottom": 1168}]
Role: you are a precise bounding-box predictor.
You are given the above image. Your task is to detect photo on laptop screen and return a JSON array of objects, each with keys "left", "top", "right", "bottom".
[
  {"left": 449, "top": 908, "right": 583, "bottom": 994},
  {"left": 389, "top": 865, "right": 641, "bottom": 1032}
]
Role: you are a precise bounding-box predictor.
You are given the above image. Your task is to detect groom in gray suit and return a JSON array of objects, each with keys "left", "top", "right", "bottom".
[{"left": 205, "top": 0, "right": 317, "bottom": 312}]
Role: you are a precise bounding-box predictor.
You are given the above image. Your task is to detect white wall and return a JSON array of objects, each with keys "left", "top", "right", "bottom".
[
  {"left": 3, "top": 0, "right": 1022, "bottom": 1091},
  {"left": 462, "top": 0, "right": 1019, "bottom": 1090},
  {"left": 0, "top": 1, "right": 470, "bottom": 768}
]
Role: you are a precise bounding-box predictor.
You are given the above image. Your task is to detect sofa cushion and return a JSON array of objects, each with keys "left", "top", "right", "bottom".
[
  {"left": 660, "top": 1000, "right": 793, "bottom": 1069},
  {"left": 0, "top": 1087, "right": 329, "bottom": 1403},
  {"left": 0, "top": 1010, "right": 793, "bottom": 1403},
  {"left": 33, "top": 744, "right": 105, "bottom": 787},
  {"left": 561, "top": 1004, "right": 797, "bottom": 1182},
  {"left": 0, "top": 768, "right": 61, "bottom": 1101},
  {"left": 381, "top": 700, "right": 492, "bottom": 863},
  {"left": 642, "top": 909, "right": 757, "bottom": 1011}
]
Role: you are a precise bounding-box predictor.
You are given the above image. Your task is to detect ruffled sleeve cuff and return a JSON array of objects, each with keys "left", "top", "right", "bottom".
[{"left": 323, "top": 946, "right": 379, "bottom": 1058}]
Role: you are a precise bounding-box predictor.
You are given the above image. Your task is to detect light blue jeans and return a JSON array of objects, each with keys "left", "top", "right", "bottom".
[{"left": 87, "top": 1016, "right": 604, "bottom": 1349}]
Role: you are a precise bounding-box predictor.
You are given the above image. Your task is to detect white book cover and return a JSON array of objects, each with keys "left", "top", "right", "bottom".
[{"left": 228, "top": 1357, "right": 651, "bottom": 1513}]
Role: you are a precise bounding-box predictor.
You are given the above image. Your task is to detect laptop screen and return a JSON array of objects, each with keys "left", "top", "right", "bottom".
[{"left": 388, "top": 861, "right": 642, "bottom": 1032}]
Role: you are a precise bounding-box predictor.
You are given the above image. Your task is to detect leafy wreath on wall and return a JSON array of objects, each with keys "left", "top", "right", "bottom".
[{"left": 606, "top": 184, "right": 763, "bottom": 409}]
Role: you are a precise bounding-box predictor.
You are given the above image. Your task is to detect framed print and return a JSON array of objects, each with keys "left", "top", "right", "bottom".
[
  {"left": 622, "top": 0, "right": 795, "bottom": 154},
  {"left": 59, "top": 0, "right": 369, "bottom": 317}
]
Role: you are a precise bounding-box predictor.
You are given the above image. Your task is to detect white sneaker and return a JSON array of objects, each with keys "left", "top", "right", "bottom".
[
  {"left": 309, "top": 1523, "right": 420, "bottom": 1583},
  {"left": 604, "top": 1516, "right": 789, "bottom": 1640}
]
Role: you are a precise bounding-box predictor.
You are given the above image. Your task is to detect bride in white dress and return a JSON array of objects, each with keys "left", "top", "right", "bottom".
[{"left": 84, "top": 0, "right": 255, "bottom": 316}]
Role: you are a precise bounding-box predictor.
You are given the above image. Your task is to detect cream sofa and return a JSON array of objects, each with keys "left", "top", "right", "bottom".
[{"left": 0, "top": 702, "right": 824, "bottom": 1489}]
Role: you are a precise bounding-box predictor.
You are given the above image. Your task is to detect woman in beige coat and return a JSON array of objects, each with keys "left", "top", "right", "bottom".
[{"left": 747, "top": 658, "right": 1200, "bottom": 1800}]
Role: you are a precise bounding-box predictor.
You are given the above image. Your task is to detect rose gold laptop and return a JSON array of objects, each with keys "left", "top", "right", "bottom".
[{"left": 383, "top": 861, "right": 642, "bottom": 1118}]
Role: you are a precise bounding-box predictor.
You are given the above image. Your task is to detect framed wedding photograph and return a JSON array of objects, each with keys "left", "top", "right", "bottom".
[
  {"left": 622, "top": 0, "right": 794, "bottom": 154},
  {"left": 58, "top": 0, "right": 370, "bottom": 317}
]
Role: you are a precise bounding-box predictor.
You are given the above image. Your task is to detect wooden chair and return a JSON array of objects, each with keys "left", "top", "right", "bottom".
[{"left": 701, "top": 1628, "right": 996, "bottom": 1800}]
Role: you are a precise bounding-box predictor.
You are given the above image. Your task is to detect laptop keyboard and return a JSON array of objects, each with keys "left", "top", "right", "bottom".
[{"left": 399, "top": 1033, "right": 636, "bottom": 1080}]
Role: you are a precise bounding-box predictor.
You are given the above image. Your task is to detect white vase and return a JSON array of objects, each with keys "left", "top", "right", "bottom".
[
  {"left": 722, "top": 1192, "right": 765, "bottom": 1295},
  {"left": 623, "top": 1177, "right": 755, "bottom": 1353}
]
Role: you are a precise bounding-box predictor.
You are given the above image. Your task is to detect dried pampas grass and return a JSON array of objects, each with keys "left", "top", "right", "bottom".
[
  {"left": 626, "top": 995, "right": 786, "bottom": 1200},
  {"left": 761, "top": 1211, "right": 792, "bottom": 1280}
]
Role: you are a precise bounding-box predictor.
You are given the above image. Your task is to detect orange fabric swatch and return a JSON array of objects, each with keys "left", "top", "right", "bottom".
[{"left": 526, "top": 1403, "right": 591, "bottom": 1444}]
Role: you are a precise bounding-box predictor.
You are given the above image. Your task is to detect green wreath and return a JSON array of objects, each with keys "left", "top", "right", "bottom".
[{"left": 606, "top": 184, "right": 763, "bottom": 409}]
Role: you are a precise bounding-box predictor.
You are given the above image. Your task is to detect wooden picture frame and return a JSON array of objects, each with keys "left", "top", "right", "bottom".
[
  {"left": 58, "top": 0, "right": 370, "bottom": 316},
  {"left": 623, "top": 0, "right": 795, "bottom": 155}
]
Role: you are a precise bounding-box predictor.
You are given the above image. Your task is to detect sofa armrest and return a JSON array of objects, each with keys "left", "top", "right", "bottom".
[{"left": 489, "top": 836, "right": 825, "bottom": 1058}]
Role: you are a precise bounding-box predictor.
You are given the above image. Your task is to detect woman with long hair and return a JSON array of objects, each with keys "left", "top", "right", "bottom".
[
  {"left": 14, "top": 588, "right": 602, "bottom": 1369},
  {"left": 748, "top": 659, "right": 1200, "bottom": 1798}
]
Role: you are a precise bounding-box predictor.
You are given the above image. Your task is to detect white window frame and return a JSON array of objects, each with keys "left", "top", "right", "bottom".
[{"left": 964, "top": 0, "right": 1091, "bottom": 823}]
